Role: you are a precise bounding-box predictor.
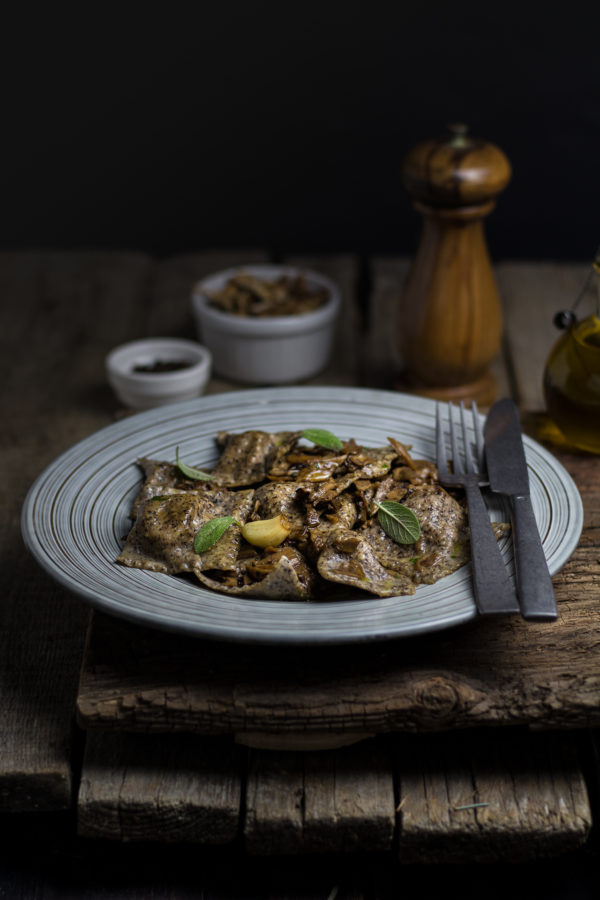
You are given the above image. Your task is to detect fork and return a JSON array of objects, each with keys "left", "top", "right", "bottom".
[{"left": 436, "top": 401, "right": 520, "bottom": 616}]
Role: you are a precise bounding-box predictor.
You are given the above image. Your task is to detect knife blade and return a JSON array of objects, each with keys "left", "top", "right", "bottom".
[{"left": 484, "top": 398, "right": 557, "bottom": 621}]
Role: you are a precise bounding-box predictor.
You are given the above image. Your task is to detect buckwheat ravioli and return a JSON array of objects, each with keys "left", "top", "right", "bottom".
[{"left": 117, "top": 429, "right": 489, "bottom": 601}]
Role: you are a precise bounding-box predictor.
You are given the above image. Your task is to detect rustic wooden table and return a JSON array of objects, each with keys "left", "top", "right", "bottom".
[{"left": 2, "top": 251, "right": 599, "bottom": 897}]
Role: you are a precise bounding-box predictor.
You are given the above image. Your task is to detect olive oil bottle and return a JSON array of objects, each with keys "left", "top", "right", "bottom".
[{"left": 543, "top": 253, "right": 600, "bottom": 453}]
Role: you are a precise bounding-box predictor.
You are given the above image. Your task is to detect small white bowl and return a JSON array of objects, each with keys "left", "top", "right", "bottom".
[
  {"left": 191, "top": 265, "right": 341, "bottom": 384},
  {"left": 106, "top": 338, "right": 212, "bottom": 410}
]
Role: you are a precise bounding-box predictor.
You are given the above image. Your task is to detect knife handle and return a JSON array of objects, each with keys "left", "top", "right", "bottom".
[
  {"left": 465, "top": 483, "right": 521, "bottom": 615},
  {"left": 511, "top": 495, "right": 557, "bottom": 620}
]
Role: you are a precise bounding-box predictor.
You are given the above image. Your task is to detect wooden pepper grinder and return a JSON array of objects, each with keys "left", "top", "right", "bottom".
[{"left": 398, "top": 124, "right": 511, "bottom": 406}]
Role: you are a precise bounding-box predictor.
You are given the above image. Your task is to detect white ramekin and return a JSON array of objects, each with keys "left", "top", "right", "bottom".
[
  {"left": 105, "top": 337, "right": 212, "bottom": 409},
  {"left": 191, "top": 265, "right": 341, "bottom": 384}
]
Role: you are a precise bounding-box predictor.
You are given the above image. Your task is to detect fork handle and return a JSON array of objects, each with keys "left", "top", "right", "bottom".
[{"left": 464, "top": 483, "right": 521, "bottom": 615}]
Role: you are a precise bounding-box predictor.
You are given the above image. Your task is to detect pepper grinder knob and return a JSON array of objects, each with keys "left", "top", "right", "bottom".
[{"left": 398, "top": 124, "right": 511, "bottom": 406}]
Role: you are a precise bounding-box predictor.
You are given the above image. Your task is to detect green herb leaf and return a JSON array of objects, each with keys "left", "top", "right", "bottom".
[
  {"left": 376, "top": 501, "right": 421, "bottom": 544},
  {"left": 176, "top": 447, "right": 213, "bottom": 481},
  {"left": 302, "top": 428, "right": 343, "bottom": 451},
  {"left": 193, "top": 516, "right": 238, "bottom": 553}
]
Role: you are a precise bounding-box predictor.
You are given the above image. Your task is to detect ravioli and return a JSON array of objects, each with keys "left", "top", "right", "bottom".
[
  {"left": 117, "top": 429, "right": 494, "bottom": 602},
  {"left": 119, "top": 488, "right": 255, "bottom": 575}
]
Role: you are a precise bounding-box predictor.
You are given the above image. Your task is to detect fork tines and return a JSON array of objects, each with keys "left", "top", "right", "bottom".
[{"left": 437, "top": 400, "right": 485, "bottom": 480}]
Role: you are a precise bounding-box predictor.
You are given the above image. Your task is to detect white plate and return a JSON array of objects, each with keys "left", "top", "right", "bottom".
[{"left": 21, "top": 387, "right": 583, "bottom": 645}]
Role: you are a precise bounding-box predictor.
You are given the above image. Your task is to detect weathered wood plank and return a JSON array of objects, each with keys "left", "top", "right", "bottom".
[
  {"left": 76, "top": 498, "right": 600, "bottom": 736},
  {"left": 74, "top": 726, "right": 591, "bottom": 858},
  {"left": 397, "top": 729, "right": 592, "bottom": 863},
  {"left": 244, "top": 750, "right": 305, "bottom": 855},
  {"left": 244, "top": 738, "right": 395, "bottom": 855},
  {"left": 77, "top": 732, "right": 243, "bottom": 843},
  {"left": 495, "top": 261, "right": 590, "bottom": 413},
  {"left": 1, "top": 251, "right": 153, "bottom": 811},
  {"left": 0, "top": 556, "right": 89, "bottom": 812},
  {"left": 586, "top": 728, "right": 600, "bottom": 828},
  {"left": 301, "top": 738, "right": 395, "bottom": 854}
]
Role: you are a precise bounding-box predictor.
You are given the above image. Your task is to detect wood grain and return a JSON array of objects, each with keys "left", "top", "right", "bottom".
[
  {"left": 75, "top": 728, "right": 591, "bottom": 856},
  {"left": 1, "top": 251, "right": 152, "bottom": 811},
  {"left": 244, "top": 738, "right": 395, "bottom": 855},
  {"left": 396, "top": 729, "right": 591, "bottom": 862},
  {"left": 78, "top": 732, "right": 243, "bottom": 843},
  {"left": 76, "top": 528, "right": 600, "bottom": 735},
  {"left": 364, "top": 257, "right": 511, "bottom": 402},
  {"left": 397, "top": 128, "right": 511, "bottom": 403}
]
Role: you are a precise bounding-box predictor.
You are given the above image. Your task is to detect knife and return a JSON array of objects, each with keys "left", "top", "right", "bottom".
[{"left": 484, "top": 398, "right": 557, "bottom": 621}]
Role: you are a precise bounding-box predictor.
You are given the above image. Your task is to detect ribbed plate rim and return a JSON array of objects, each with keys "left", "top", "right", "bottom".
[{"left": 21, "top": 387, "right": 584, "bottom": 645}]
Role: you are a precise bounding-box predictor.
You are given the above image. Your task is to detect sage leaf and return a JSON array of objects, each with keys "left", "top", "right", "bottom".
[
  {"left": 302, "top": 428, "right": 343, "bottom": 451},
  {"left": 194, "top": 516, "right": 238, "bottom": 553},
  {"left": 376, "top": 500, "right": 421, "bottom": 544},
  {"left": 176, "top": 447, "right": 213, "bottom": 481}
]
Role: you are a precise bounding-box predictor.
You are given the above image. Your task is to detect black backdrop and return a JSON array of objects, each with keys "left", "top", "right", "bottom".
[{"left": 3, "top": 2, "right": 599, "bottom": 261}]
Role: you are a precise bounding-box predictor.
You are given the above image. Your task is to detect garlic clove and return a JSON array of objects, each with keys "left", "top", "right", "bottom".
[{"left": 241, "top": 514, "right": 291, "bottom": 548}]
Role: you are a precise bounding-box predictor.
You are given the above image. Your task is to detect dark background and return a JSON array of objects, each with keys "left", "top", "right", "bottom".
[{"left": 3, "top": 2, "right": 599, "bottom": 261}]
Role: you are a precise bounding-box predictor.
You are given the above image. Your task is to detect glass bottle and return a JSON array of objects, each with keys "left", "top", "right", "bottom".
[{"left": 543, "top": 251, "right": 600, "bottom": 453}]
